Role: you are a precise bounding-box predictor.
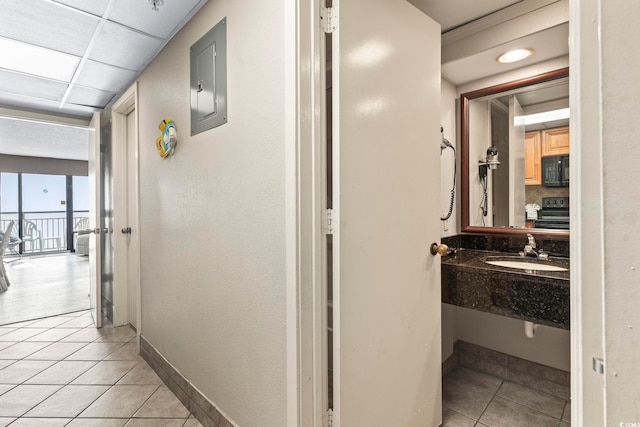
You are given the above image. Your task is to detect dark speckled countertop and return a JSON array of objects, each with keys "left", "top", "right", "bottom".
[{"left": 441, "top": 249, "right": 570, "bottom": 329}]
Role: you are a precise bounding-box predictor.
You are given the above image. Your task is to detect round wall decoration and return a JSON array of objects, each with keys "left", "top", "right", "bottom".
[{"left": 156, "top": 118, "right": 177, "bottom": 158}]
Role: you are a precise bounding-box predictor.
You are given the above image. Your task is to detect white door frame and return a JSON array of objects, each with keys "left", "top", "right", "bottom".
[
  {"left": 110, "top": 82, "right": 141, "bottom": 336},
  {"left": 293, "top": 0, "right": 326, "bottom": 426}
]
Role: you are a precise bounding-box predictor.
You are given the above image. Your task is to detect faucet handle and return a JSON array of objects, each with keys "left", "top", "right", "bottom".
[{"left": 527, "top": 233, "right": 537, "bottom": 248}]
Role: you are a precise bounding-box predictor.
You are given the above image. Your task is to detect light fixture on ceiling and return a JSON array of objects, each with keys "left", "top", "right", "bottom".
[
  {"left": 497, "top": 48, "right": 534, "bottom": 64},
  {"left": 148, "top": 0, "right": 164, "bottom": 11},
  {"left": 523, "top": 108, "right": 570, "bottom": 126}
]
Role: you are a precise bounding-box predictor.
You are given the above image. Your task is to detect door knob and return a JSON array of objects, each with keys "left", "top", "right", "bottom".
[
  {"left": 121, "top": 227, "right": 132, "bottom": 234},
  {"left": 430, "top": 243, "right": 449, "bottom": 256}
]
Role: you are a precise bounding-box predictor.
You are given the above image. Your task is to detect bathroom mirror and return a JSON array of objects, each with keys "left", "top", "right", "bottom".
[{"left": 460, "top": 68, "right": 570, "bottom": 237}]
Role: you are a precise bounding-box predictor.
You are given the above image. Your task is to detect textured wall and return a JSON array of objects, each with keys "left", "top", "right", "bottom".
[{"left": 135, "top": 1, "right": 289, "bottom": 425}]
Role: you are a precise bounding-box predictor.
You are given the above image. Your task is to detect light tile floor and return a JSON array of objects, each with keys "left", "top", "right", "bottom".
[
  {"left": 0, "top": 310, "right": 202, "bottom": 427},
  {"left": 443, "top": 367, "right": 571, "bottom": 427}
]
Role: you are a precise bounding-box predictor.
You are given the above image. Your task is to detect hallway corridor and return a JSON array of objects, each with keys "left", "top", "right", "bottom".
[{"left": 0, "top": 310, "right": 201, "bottom": 426}]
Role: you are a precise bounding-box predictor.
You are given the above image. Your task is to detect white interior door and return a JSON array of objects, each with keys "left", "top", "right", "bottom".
[
  {"left": 509, "top": 96, "right": 525, "bottom": 226},
  {"left": 125, "top": 110, "right": 140, "bottom": 329},
  {"left": 332, "top": 1, "right": 442, "bottom": 425},
  {"left": 88, "top": 112, "right": 102, "bottom": 328}
]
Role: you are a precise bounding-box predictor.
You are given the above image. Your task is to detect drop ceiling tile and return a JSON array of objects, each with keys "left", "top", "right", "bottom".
[
  {"left": 89, "top": 21, "right": 163, "bottom": 70},
  {"left": 0, "top": 118, "right": 89, "bottom": 161},
  {"left": 109, "top": 0, "right": 202, "bottom": 38},
  {"left": 0, "top": 92, "right": 96, "bottom": 119},
  {"left": 75, "top": 61, "right": 137, "bottom": 93},
  {"left": 50, "top": 0, "right": 110, "bottom": 17},
  {"left": 0, "top": 0, "right": 99, "bottom": 56},
  {"left": 66, "top": 85, "right": 115, "bottom": 108},
  {"left": 0, "top": 69, "right": 68, "bottom": 102},
  {"left": 0, "top": 38, "right": 80, "bottom": 82}
]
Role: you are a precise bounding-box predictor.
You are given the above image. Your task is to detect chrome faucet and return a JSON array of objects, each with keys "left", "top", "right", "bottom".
[{"left": 524, "top": 234, "right": 538, "bottom": 257}]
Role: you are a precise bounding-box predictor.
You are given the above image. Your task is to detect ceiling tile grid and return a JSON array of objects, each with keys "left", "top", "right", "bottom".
[{"left": 0, "top": 0, "right": 208, "bottom": 118}]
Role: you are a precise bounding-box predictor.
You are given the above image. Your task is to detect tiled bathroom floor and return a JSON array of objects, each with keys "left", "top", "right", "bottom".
[
  {"left": 443, "top": 367, "right": 571, "bottom": 427},
  {"left": 0, "top": 310, "right": 201, "bottom": 427}
]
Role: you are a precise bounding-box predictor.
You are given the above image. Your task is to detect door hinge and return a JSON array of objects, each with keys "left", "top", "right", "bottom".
[
  {"left": 323, "top": 208, "right": 335, "bottom": 235},
  {"left": 320, "top": 7, "right": 338, "bottom": 33},
  {"left": 593, "top": 357, "right": 605, "bottom": 374},
  {"left": 327, "top": 409, "right": 334, "bottom": 427}
]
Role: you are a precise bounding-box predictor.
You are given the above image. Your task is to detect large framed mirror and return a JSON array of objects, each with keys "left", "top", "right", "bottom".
[{"left": 461, "top": 68, "right": 569, "bottom": 237}]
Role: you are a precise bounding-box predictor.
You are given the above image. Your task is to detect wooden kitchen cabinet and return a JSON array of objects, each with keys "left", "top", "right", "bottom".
[
  {"left": 525, "top": 131, "right": 542, "bottom": 185},
  {"left": 541, "top": 126, "right": 570, "bottom": 155}
]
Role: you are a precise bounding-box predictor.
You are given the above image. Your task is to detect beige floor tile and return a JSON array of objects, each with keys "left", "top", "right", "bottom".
[
  {"left": 117, "top": 362, "right": 162, "bottom": 385},
  {"left": 61, "top": 328, "right": 105, "bottom": 343},
  {"left": 105, "top": 342, "right": 142, "bottom": 361},
  {"left": 497, "top": 381, "right": 566, "bottom": 419},
  {"left": 25, "top": 342, "right": 88, "bottom": 360},
  {"left": 72, "top": 361, "right": 139, "bottom": 385},
  {"left": 25, "top": 360, "right": 97, "bottom": 385},
  {"left": 96, "top": 326, "right": 136, "bottom": 343},
  {"left": 0, "top": 328, "right": 49, "bottom": 341},
  {"left": 3, "top": 320, "right": 37, "bottom": 328},
  {"left": 67, "top": 310, "right": 91, "bottom": 318},
  {"left": 66, "top": 419, "right": 127, "bottom": 427},
  {"left": 0, "top": 343, "right": 16, "bottom": 352},
  {"left": 0, "top": 342, "right": 50, "bottom": 359},
  {"left": 563, "top": 400, "right": 571, "bottom": 422},
  {"left": 479, "top": 396, "right": 560, "bottom": 427},
  {"left": 25, "top": 328, "right": 81, "bottom": 342},
  {"left": 58, "top": 317, "right": 95, "bottom": 328},
  {"left": 26, "top": 316, "right": 75, "bottom": 329},
  {"left": 134, "top": 385, "right": 190, "bottom": 418},
  {"left": 184, "top": 417, "right": 204, "bottom": 427},
  {"left": 0, "top": 418, "right": 14, "bottom": 427},
  {"left": 66, "top": 342, "right": 125, "bottom": 361},
  {"left": 0, "top": 360, "right": 56, "bottom": 384},
  {"left": 443, "top": 377, "right": 494, "bottom": 420},
  {"left": 0, "top": 360, "right": 14, "bottom": 370},
  {"left": 26, "top": 384, "right": 110, "bottom": 417},
  {"left": 79, "top": 385, "right": 159, "bottom": 418},
  {"left": 0, "top": 385, "right": 15, "bottom": 395},
  {"left": 8, "top": 418, "right": 72, "bottom": 426},
  {"left": 442, "top": 408, "right": 476, "bottom": 427},
  {"left": 125, "top": 419, "right": 187, "bottom": 427},
  {"left": 0, "top": 384, "right": 61, "bottom": 417},
  {"left": 0, "top": 328, "right": 16, "bottom": 337}
]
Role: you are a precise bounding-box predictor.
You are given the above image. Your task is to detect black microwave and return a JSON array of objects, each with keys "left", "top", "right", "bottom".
[{"left": 542, "top": 154, "right": 569, "bottom": 187}]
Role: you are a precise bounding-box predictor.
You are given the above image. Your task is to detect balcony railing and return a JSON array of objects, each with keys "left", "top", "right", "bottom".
[{"left": 1, "top": 210, "right": 89, "bottom": 254}]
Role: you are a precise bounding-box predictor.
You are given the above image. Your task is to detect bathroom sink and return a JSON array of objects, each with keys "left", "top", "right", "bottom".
[{"left": 484, "top": 257, "right": 568, "bottom": 272}]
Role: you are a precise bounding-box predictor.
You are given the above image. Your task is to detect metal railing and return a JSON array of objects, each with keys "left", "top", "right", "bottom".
[{"left": 1, "top": 211, "right": 89, "bottom": 253}]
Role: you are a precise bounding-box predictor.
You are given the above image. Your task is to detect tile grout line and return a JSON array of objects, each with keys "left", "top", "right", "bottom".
[{"left": 473, "top": 378, "right": 504, "bottom": 427}]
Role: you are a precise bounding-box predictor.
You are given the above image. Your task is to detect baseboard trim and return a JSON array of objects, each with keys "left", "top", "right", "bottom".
[{"left": 140, "top": 336, "right": 237, "bottom": 427}]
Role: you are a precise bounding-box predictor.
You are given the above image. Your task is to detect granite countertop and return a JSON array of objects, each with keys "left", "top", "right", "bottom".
[
  {"left": 441, "top": 249, "right": 570, "bottom": 329},
  {"left": 442, "top": 249, "right": 570, "bottom": 282}
]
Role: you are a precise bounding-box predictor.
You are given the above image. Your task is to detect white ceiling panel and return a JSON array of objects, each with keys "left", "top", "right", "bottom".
[
  {"left": 0, "top": 70, "right": 68, "bottom": 102},
  {"left": 75, "top": 61, "right": 137, "bottom": 93},
  {"left": 66, "top": 85, "right": 115, "bottom": 108},
  {"left": 0, "top": 0, "right": 99, "bottom": 56},
  {"left": 50, "top": 0, "right": 110, "bottom": 17},
  {"left": 89, "top": 21, "right": 164, "bottom": 70},
  {"left": 0, "top": 92, "right": 96, "bottom": 117},
  {"left": 0, "top": 38, "right": 80, "bottom": 82},
  {"left": 110, "top": 0, "right": 202, "bottom": 38},
  {"left": 408, "top": 0, "right": 522, "bottom": 32},
  {"left": 0, "top": 117, "right": 89, "bottom": 161}
]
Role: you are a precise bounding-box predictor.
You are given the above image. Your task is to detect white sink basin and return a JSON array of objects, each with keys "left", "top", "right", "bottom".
[{"left": 485, "top": 259, "right": 568, "bottom": 272}]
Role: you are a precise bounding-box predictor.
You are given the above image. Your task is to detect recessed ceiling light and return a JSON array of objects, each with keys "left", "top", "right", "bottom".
[
  {"left": 0, "top": 38, "right": 79, "bottom": 82},
  {"left": 523, "top": 108, "right": 570, "bottom": 126},
  {"left": 497, "top": 48, "right": 534, "bottom": 64}
]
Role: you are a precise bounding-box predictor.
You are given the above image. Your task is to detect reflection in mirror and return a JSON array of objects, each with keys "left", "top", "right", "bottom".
[{"left": 461, "top": 68, "right": 569, "bottom": 237}]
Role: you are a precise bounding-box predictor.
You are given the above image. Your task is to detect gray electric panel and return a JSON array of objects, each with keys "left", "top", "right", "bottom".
[{"left": 190, "top": 17, "right": 227, "bottom": 135}]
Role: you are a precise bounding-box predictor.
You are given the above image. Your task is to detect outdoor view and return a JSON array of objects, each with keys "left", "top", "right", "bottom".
[{"left": 1, "top": 172, "right": 89, "bottom": 254}]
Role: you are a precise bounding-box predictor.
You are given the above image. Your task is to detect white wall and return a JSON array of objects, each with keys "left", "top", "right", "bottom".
[{"left": 135, "top": 1, "right": 290, "bottom": 425}]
